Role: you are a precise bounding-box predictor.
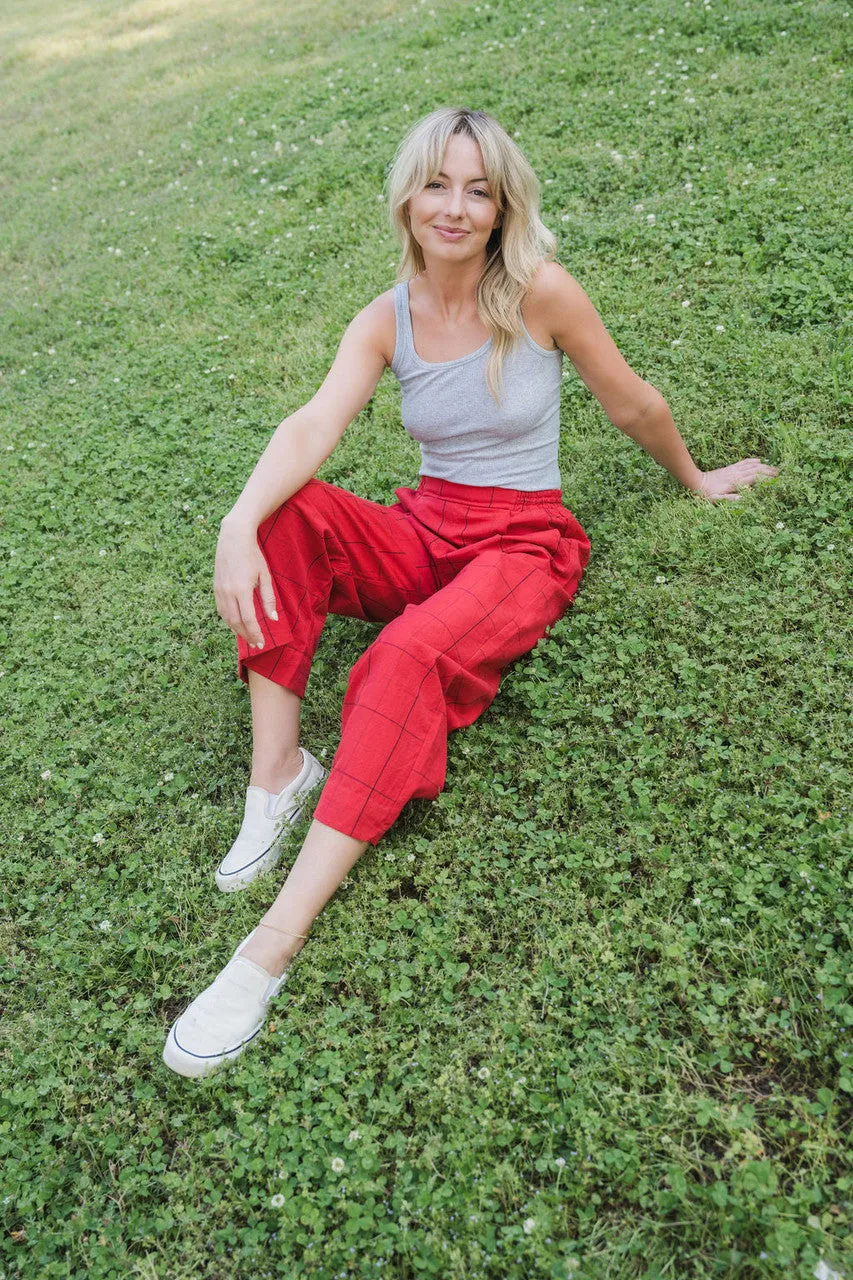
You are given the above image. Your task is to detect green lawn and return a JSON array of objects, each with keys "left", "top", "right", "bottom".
[{"left": 1, "top": 0, "right": 851, "bottom": 1276}]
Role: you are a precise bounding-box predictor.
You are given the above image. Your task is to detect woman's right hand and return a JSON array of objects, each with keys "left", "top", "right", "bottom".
[{"left": 213, "top": 520, "right": 279, "bottom": 649}]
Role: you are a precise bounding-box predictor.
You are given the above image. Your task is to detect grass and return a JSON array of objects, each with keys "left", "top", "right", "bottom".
[{"left": 1, "top": 0, "right": 852, "bottom": 1276}]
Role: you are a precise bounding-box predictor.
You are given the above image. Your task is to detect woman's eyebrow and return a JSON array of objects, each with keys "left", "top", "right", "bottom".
[{"left": 436, "top": 170, "right": 490, "bottom": 184}]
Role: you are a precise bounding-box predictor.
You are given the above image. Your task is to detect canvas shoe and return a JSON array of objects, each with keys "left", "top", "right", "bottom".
[
  {"left": 215, "top": 748, "right": 326, "bottom": 893},
  {"left": 162, "top": 928, "right": 294, "bottom": 1079}
]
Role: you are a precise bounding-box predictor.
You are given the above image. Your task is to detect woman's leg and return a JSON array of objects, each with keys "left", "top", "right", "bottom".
[
  {"left": 233, "top": 479, "right": 437, "bottom": 974},
  {"left": 247, "top": 668, "right": 303, "bottom": 794},
  {"left": 239, "top": 820, "right": 368, "bottom": 977},
  {"left": 312, "top": 520, "right": 589, "bottom": 845},
  {"left": 235, "top": 478, "right": 437, "bottom": 696}
]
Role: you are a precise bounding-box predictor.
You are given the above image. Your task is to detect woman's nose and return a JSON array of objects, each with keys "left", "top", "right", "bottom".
[{"left": 443, "top": 189, "right": 465, "bottom": 217}]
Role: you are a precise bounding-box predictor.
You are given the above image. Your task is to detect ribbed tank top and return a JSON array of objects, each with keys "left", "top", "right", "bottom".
[{"left": 390, "top": 279, "right": 563, "bottom": 490}]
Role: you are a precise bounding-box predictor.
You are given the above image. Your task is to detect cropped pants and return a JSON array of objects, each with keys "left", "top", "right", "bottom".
[{"left": 237, "top": 475, "right": 591, "bottom": 845}]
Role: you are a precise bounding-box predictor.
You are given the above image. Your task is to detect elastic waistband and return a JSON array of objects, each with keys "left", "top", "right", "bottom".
[{"left": 416, "top": 475, "right": 564, "bottom": 508}]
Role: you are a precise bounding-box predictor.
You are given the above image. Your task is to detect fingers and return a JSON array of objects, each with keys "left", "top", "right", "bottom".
[
  {"left": 214, "top": 586, "right": 267, "bottom": 648},
  {"left": 739, "top": 459, "right": 779, "bottom": 479},
  {"left": 259, "top": 570, "right": 279, "bottom": 625},
  {"left": 237, "top": 594, "right": 266, "bottom": 650}
]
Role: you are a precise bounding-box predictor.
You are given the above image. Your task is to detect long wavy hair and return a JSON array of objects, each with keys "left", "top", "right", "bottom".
[{"left": 384, "top": 107, "right": 556, "bottom": 407}]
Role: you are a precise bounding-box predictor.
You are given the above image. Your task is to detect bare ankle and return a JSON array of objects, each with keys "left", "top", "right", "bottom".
[
  {"left": 249, "top": 747, "right": 304, "bottom": 795},
  {"left": 240, "top": 921, "right": 308, "bottom": 978}
]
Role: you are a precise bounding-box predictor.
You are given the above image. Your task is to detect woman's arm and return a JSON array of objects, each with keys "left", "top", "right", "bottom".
[
  {"left": 224, "top": 296, "right": 391, "bottom": 533},
  {"left": 534, "top": 262, "right": 778, "bottom": 500}
]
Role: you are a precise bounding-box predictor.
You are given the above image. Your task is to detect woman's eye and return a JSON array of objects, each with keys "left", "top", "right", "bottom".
[{"left": 426, "top": 182, "right": 490, "bottom": 198}]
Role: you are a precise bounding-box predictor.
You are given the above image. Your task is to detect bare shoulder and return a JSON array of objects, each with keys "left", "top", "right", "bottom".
[
  {"left": 519, "top": 260, "right": 586, "bottom": 349},
  {"left": 346, "top": 288, "right": 397, "bottom": 368},
  {"left": 522, "top": 259, "right": 602, "bottom": 351},
  {"left": 525, "top": 259, "right": 586, "bottom": 310}
]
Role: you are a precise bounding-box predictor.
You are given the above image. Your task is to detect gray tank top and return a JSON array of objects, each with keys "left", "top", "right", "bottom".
[{"left": 390, "top": 279, "right": 563, "bottom": 490}]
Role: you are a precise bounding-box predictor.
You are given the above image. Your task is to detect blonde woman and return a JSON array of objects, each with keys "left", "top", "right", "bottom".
[{"left": 163, "top": 107, "right": 777, "bottom": 1078}]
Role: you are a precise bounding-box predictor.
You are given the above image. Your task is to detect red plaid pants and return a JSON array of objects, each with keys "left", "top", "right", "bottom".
[{"left": 237, "top": 476, "right": 590, "bottom": 844}]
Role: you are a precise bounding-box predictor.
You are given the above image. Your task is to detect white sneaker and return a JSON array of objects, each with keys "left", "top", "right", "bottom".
[
  {"left": 162, "top": 929, "right": 291, "bottom": 1079},
  {"left": 215, "top": 748, "right": 327, "bottom": 893}
]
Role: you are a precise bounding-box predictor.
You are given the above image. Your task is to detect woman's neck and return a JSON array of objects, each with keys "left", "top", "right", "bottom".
[{"left": 413, "top": 254, "right": 487, "bottom": 322}]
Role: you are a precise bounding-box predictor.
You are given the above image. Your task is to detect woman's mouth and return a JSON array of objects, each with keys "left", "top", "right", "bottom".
[{"left": 433, "top": 226, "right": 468, "bottom": 240}]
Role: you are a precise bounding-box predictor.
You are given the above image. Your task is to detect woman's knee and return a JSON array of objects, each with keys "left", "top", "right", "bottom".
[{"left": 258, "top": 479, "right": 325, "bottom": 538}]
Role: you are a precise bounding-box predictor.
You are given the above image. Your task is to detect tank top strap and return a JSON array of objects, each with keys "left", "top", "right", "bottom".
[{"left": 391, "top": 281, "right": 416, "bottom": 374}]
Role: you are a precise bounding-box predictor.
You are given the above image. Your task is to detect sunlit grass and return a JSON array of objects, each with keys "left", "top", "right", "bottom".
[{"left": 2, "top": 0, "right": 851, "bottom": 1276}]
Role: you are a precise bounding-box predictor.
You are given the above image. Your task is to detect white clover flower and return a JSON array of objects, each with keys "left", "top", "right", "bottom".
[
  {"left": 99, "top": 549, "right": 107, "bottom": 557},
  {"left": 477, "top": 1066, "right": 490, "bottom": 1080},
  {"left": 92, "top": 832, "right": 106, "bottom": 845},
  {"left": 99, "top": 920, "right": 111, "bottom": 931},
  {"left": 270, "top": 1193, "right": 285, "bottom": 1208},
  {"left": 348, "top": 1129, "right": 361, "bottom": 1142},
  {"left": 656, "top": 574, "right": 667, "bottom": 584},
  {"left": 827, "top": 544, "right": 835, "bottom": 551},
  {"left": 715, "top": 324, "right": 725, "bottom": 332},
  {"left": 163, "top": 771, "right": 175, "bottom": 782},
  {"left": 646, "top": 213, "right": 656, "bottom": 223},
  {"left": 776, "top": 522, "right": 785, "bottom": 530},
  {"left": 182, "top": 502, "right": 190, "bottom": 511},
  {"left": 331, "top": 1157, "right": 345, "bottom": 1173},
  {"left": 41, "top": 769, "right": 52, "bottom": 780},
  {"left": 523, "top": 1217, "right": 536, "bottom": 1234},
  {"left": 682, "top": 299, "right": 691, "bottom": 308},
  {"left": 693, "top": 897, "right": 701, "bottom": 905},
  {"left": 684, "top": 181, "right": 693, "bottom": 191},
  {"left": 555, "top": 1156, "right": 566, "bottom": 1167}
]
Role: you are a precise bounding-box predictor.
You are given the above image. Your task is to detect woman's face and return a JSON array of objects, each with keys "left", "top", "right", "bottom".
[{"left": 406, "top": 133, "right": 501, "bottom": 266}]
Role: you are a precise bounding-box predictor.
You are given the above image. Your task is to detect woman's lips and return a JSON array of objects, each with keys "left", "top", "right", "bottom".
[{"left": 433, "top": 226, "right": 468, "bottom": 240}]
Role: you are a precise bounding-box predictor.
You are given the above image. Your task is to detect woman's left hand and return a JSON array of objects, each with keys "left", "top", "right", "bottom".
[{"left": 693, "top": 458, "right": 779, "bottom": 502}]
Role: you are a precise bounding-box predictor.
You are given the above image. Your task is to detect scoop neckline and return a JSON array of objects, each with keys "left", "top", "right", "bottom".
[
  {"left": 403, "top": 280, "right": 492, "bottom": 368},
  {"left": 400, "top": 279, "right": 559, "bottom": 366}
]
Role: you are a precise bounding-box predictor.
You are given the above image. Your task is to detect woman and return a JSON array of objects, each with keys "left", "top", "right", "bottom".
[{"left": 163, "top": 107, "right": 777, "bottom": 1078}]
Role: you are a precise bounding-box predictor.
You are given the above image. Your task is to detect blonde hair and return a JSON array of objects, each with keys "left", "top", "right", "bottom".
[{"left": 384, "top": 106, "right": 556, "bottom": 406}]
